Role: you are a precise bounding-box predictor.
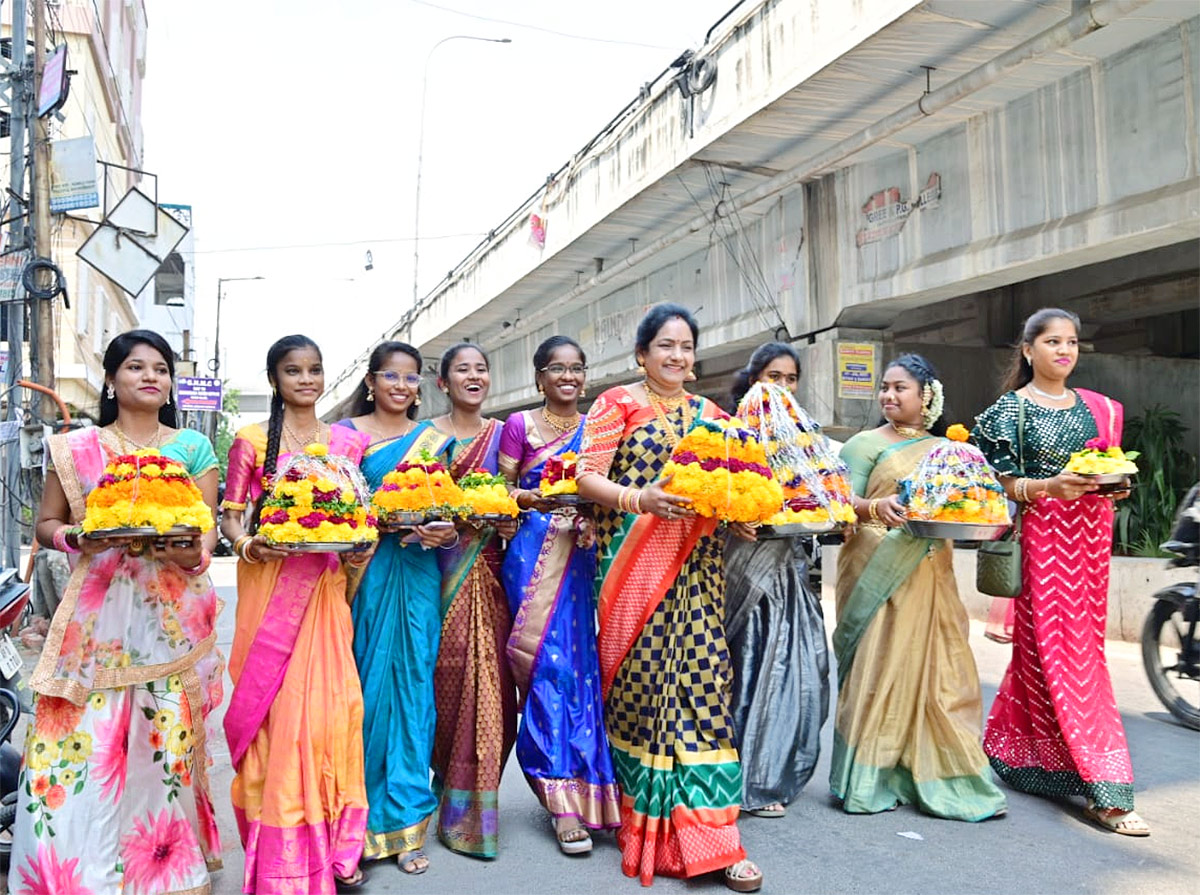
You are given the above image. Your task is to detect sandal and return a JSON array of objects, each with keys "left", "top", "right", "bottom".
[
  {"left": 1084, "top": 801, "right": 1150, "bottom": 837},
  {"left": 744, "top": 802, "right": 786, "bottom": 818},
  {"left": 555, "top": 819, "right": 593, "bottom": 855},
  {"left": 724, "top": 859, "right": 763, "bottom": 892},
  {"left": 397, "top": 848, "right": 430, "bottom": 875},
  {"left": 334, "top": 868, "right": 367, "bottom": 892}
]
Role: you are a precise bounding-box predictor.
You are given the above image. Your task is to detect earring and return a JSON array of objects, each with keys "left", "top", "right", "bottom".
[
  {"left": 686, "top": 370, "right": 697, "bottom": 382},
  {"left": 366, "top": 386, "right": 375, "bottom": 402},
  {"left": 105, "top": 383, "right": 115, "bottom": 399},
  {"left": 536, "top": 383, "right": 544, "bottom": 394},
  {"left": 637, "top": 364, "right": 646, "bottom": 376},
  {"left": 414, "top": 395, "right": 422, "bottom": 407}
]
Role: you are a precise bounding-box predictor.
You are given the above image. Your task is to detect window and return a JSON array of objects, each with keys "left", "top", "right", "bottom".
[{"left": 153, "top": 252, "right": 185, "bottom": 306}]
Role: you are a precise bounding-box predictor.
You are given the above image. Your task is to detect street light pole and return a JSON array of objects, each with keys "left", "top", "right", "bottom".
[
  {"left": 412, "top": 35, "right": 511, "bottom": 310},
  {"left": 210, "top": 276, "right": 264, "bottom": 380}
]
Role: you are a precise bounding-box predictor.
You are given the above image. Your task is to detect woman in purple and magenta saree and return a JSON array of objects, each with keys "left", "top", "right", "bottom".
[{"left": 499, "top": 337, "right": 620, "bottom": 856}]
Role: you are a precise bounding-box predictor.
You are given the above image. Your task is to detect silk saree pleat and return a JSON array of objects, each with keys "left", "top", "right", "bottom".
[{"left": 830, "top": 436, "right": 1006, "bottom": 822}]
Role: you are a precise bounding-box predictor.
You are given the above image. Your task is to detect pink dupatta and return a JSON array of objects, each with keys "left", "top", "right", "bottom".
[{"left": 223, "top": 424, "right": 371, "bottom": 768}]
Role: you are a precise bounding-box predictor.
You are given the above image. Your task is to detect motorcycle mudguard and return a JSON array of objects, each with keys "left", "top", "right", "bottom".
[{"left": 1152, "top": 582, "right": 1198, "bottom": 613}]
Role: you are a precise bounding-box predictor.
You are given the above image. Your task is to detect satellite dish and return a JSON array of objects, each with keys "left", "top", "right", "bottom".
[{"left": 76, "top": 188, "right": 189, "bottom": 299}]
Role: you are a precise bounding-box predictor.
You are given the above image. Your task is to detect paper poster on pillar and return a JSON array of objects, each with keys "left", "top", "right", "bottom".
[
  {"left": 49, "top": 137, "right": 100, "bottom": 213},
  {"left": 837, "top": 341, "right": 876, "bottom": 399}
]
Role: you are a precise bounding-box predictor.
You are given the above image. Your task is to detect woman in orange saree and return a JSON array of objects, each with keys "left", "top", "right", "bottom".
[
  {"left": 221, "top": 336, "right": 372, "bottom": 893},
  {"left": 577, "top": 304, "right": 762, "bottom": 892}
]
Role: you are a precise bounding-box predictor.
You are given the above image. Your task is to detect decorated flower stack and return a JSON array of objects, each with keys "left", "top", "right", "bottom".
[
  {"left": 661, "top": 417, "right": 784, "bottom": 523},
  {"left": 83, "top": 450, "right": 215, "bottom": 535},
  {"left": 1065, "top": 437, "right": 1139, "bottom": 477},
  {"left": 371, "top": 450, "right": 465, "bottom": 525},
  {"left": 458, "top": 469, "right": 520, "bottom": 519},
  {"left": 539, "top": 451, "right": 579, "bottom": 496},
  {"left": 898, "top": 425, "right": 1010, "bottom": 527},
  {"left": 258, "top": 444, "right": 378, "bottom": 548},
  {"left": 736, "top": 383, "right": 856, "bottom": 531}
]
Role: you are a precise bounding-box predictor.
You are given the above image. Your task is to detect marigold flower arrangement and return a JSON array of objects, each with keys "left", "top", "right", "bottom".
[
  {"left": 82, "top": 450, "right": 214, "bottom": 534},
  {"left": 736, "top": 384, "right": 856, "bottom": 527},
  {"left": 458, "top": 469, "right": 520, "bottom": 517},
  {"left": 662, "top": 417, "right": 784, "bottom": 523},
  {"left": 259, "top": 443, "right": 378, "bottom": 545},
  {"left": 371, "top": 450, "right": 465, "bottom": 521},
  {"left": 539, "top": 452, "right": 579, "bottom": 496},
  {"left": 1064, "top": 437, "right": 1139, "bottom": 476},
  {"left": 898, "top": 425, "right": 1010, "bottom": 524}
]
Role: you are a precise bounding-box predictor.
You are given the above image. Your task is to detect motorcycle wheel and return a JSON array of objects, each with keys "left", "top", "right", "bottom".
[{"left": 1141, "top": 598, "right": 1200, "bottom": 730}]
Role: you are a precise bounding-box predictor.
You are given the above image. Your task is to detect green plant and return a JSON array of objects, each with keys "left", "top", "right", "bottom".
[
  {"left": 1115, "top": 404, "right": 1198, "bottom": 556},
  {"left": 215, "top": 386, "right": 241, "bottom": 483}
]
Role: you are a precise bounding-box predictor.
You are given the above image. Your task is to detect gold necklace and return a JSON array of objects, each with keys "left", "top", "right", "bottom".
[
  {"left": 890, "top": 421, "right": 927, "bottom": 439},
  {"left": 447, "top": 414, "right": 483, "bottom": 442},
  {"left": 283, "top": 417, "right": 322, "bottom": 451},
  {"left": 541, "top": 406, "right": 581, "bottom": 436},
  {"left": 113, "top": 422, "right": 162, "bottom": 452},
  {"left": 645, "top": 387, "right": 693, "bottom": 449}
]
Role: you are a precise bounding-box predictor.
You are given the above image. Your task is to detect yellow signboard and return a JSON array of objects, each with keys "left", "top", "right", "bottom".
[{"left": 837, "top": 342, "right": 876, "bottom": 399}]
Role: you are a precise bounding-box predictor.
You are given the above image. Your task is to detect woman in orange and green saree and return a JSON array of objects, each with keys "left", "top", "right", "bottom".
[
  {"left": 576, "top": 304, "right": 762, "bottom": 893},
  {"left": 221, "top": 335, "right": 372, "bottom": 893}
]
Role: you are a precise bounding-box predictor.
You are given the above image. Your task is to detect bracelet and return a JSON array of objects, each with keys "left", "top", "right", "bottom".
[
  {"left": 1015, "top": 478, "right": 1029, "bottom": 502},
  {"left": 868, "top": 499, "right": 880, "bottom": 523},
  {"left": 179, "top": 549, "right": 212, "bottom": 577},
  {"left": 617, "top": 485, "right": 632, "bottom": 514},
  {"left": 235, "top": 535, "right": 261, "bottom": 564},
  {"left": 631, "top": 488, "right": 643, "bottom": 514},
  {"left": 438, "top": 531, "right": 461, "bottom": 550},
  {"left": 52, "top": 524, "right": 82, "bottom": 554}
]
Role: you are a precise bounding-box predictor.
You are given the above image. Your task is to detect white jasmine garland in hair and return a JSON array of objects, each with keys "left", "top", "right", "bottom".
[{"left": 922, "top": 379, "right": 944, "bottom": 430}]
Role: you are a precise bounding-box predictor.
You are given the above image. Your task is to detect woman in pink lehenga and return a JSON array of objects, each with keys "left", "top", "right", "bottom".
[{"left": 972, "top": 308, "right": 1149, "bottom": 837}]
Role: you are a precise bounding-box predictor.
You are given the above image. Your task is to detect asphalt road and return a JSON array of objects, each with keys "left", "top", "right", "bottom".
[{"left": 8, "top": 557, "right": 1198, "bottom": 894}]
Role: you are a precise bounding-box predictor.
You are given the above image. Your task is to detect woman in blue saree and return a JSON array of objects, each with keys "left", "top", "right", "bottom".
[
  {"left": 340, "top": 341, "right": 456, "bottom": 875},
  {"left": 500, "top": 336, "right": 621, "bottom": 856}
]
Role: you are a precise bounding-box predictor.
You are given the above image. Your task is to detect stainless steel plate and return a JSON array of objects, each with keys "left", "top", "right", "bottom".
[
  {"left": 1080, "top": 472, "right": 1135, "bottom": 485},
  {"left": 85, "top": 525, "right": 202, "bottom": 540},
  {"left": 758, "top": 521, "right": 838, "bottom": 538},
  {"left": 267, "top": 541, "right": 373, "bottom": 553},
  {"left": 904, "top": 520, "right": 1010, "bottom": 541}
]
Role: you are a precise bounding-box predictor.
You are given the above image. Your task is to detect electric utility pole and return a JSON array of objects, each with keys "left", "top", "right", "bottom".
[{"left": 30, "top": 0, "right": 54, "bottom": 421}]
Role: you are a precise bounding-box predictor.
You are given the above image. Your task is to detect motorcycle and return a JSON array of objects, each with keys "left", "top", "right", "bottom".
[
  {"left": 0, "top": 567, "right": 30, "bottom": 865},
  {"left": 1141, "top": 483, "right": 1200, "bottom": 730}
]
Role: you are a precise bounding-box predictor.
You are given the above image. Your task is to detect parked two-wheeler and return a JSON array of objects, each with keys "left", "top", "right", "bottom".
[
  {"left": 1141, "top": 484, "right": 1200, "bottom": 730},
  {"left": 0, "top": 566, "right": 30, "bottom": 865}
]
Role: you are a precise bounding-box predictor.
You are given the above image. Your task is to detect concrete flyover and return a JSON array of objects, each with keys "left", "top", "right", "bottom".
[{"left": 323, "top": 0, "right": 1199, "bottom": 446}]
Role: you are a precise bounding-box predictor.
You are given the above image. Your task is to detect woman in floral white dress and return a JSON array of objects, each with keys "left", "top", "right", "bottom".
[{"left": 9, "top": 330, "right": 224, "bottom": 895}]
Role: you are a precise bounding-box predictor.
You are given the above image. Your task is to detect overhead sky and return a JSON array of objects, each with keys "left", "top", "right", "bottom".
[{"left": 141, "top": 0, "right": 739, "bottom": 395}]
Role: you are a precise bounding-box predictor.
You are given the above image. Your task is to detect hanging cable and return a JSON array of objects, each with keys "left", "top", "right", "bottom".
[{"left": 21, "top": 257, "right": 68, "bottom": 306}]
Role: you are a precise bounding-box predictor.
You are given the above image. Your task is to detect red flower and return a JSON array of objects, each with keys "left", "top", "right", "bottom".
[
  {"left": 312, "top": 487, "right": 340, "bottom": 503},
  {"left": 261, "top": 509, "right": 289, "bottom": 525},
  {"left": 1085, "top": 437, "right": 1110, "bottom": 451},
  {"left": 297, "top": 512, "right": 327, "bottom": 529}
]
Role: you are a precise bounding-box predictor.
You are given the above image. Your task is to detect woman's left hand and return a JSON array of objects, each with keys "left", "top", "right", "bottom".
[
  {"left": 344, "top": 541, "right": 377, "bottom": 568},
  {"left": 495, "top": 517, "right": 519, "bottom": 540},
  {"left": 728, "top": 522, "right": 758, "bottom": 542},
  {"left": 151, "top": 536, "right": 203, "bottom": 569},
  {"left": 574, "top": 515, "right": 596, "bottom": 550},
  {"left": 876, "top": 495, "right": 907, "bottom": 528}
]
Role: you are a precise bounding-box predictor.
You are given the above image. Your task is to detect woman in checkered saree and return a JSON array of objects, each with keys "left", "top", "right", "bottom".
[{"left": 576, "top": 304, "right": 763, "bottom": 892}]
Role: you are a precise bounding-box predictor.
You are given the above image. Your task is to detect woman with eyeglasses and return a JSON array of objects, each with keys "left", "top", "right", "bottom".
[
  {"left": 499, "top": 336, "right": 621, "bottom": 856},
  {"left": 338, "top": 341, "right": 456, "bottom": 875},
  {"left": 723, "top": 342, "right": 829, "bottom": 819}
]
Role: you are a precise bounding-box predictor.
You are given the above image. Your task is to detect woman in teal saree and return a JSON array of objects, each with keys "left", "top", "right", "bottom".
[{"left": 340, "top": 341, "right": 456, "bottom": 875}]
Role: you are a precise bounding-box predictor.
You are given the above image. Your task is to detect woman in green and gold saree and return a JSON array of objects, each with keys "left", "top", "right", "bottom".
[
  {"left": 577, "top": 304, "right": 762, "bottom": 892},
  {"left": 830, "top": 354, "right": 1006, "bottom": 822}
]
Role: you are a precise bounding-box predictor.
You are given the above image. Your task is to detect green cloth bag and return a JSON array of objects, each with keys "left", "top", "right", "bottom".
[{"left": 976, "top": 398, "right": 1024, "bottom": 598}]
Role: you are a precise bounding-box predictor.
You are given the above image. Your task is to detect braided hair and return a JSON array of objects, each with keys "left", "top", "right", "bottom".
[
  {"left": 99, "top": 329, "right": 179, "bottom": 428},
  {"left": 728, "top": 341, "right": 800, "bottom": 411},
  {"left": 881, "top": 353, "right": 948, "bottom": 436},
  {"left": 252, "top": 334, "right": 321, "bottom": 531}
]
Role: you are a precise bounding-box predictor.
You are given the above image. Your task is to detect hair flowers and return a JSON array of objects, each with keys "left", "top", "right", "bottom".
[{"left": 921, "top": 379, "right": 945, "bottom": 430}]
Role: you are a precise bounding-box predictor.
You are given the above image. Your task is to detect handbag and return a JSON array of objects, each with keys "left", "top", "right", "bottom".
[{"left": 976, "top": 397, "right": 1024, "bottom": 597}]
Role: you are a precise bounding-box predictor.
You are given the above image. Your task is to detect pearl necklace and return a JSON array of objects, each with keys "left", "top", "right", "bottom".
[{"left": 1028, "top": 382, "right": 1071, "bottom": 401}]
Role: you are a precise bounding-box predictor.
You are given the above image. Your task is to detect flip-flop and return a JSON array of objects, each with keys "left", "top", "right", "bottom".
[
  {"left": 1084, "top": 802, "right": 1150, "bottom": 837},
  {"left": 724, "top": 859, "right": 763, "bottom": 892},
  {"left": 335, "top": 868, "right": 368, "bottom": 892},
  {"left": 744, "top": 804, "right": 786, "bottom": 818},
  {"left": 397, "top": 848, "right": 430, "bottom": 875}
]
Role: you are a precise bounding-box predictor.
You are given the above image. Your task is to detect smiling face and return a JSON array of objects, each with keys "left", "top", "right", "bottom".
[
  {"left": 109, "top": 343, "right": 172, "bottom": 414},
  {"left": 757, "top": 355, "right": 800, "bottom": 394},
  {"left": 272, "top": 347, "right": 324, "bottom": 409},
  {"left": 637, "top": 317, "right": 694, "bottom": 393},
  {"left": 536, "top": 344, "right": 586, "bottom": 408},
  {"left": 878, "top": 365, "right": 925, "bottom": 429},
  {"left": 441, "top": 346, "right": 490, "bottom": 411},
  {"left": 1025, "top": 316, "right": 1079, "bottom": 384},
  {"left": 368, "top": 350, "right": 421, "bottom": 417}
]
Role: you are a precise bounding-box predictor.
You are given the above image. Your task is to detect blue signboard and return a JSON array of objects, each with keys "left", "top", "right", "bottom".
[{"left": 177, "top": 377, "right": 222, "bottom": 412}]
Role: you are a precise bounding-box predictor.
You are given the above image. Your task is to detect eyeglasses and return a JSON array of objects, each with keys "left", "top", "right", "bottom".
[
  {"left": 539, "top": 364, "right": 588, "bottom": 377},
  {"left": 376, "top": 371, "right": 422, "bottom": 387}
]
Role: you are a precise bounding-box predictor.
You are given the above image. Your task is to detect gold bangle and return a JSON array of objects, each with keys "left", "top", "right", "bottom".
[{"left": 868, "top": 499, "right": 880, "bottom": 522}]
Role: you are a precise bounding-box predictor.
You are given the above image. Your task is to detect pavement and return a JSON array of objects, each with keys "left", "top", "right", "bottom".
[{"left": 5, "top": 556, "right": 1199, "bottom": 894}]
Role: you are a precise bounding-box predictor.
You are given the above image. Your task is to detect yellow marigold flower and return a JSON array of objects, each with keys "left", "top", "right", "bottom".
[
  {"left": 305, "top": 443, "right": 330, "bottom": 457},
  {"left": 946, "top": 424, "right": 970, "bottom": 442}
]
